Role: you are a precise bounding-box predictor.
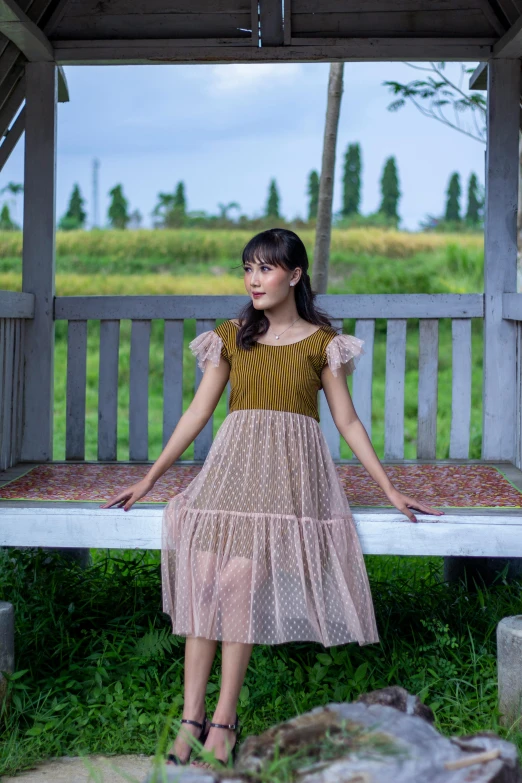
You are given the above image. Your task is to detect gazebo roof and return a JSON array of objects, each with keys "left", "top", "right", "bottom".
[{"left": 0, "top": 0, "right": 520, "bottom": 150}]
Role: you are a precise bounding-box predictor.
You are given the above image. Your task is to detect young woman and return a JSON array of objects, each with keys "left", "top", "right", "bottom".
[{"left": 102, "top": 228, "right": 443, "bottom": 770}]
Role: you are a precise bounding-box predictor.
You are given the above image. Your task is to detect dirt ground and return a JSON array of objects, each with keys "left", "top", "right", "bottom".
[{"left": 2, "top": 754, "right": 156, "bottom": 782}]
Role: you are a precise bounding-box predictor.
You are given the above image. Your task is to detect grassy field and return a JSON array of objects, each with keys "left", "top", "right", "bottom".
[{"left": 0, "top": 229, "right": 487, "bottom": 460}]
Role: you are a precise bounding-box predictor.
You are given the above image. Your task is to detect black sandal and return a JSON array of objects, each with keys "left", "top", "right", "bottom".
[
  {"left": 206, "top": 713, "right": 241, "bottom": 766},
  {"left": 166, "top": 714, "right": 209, "bottom": 765}
]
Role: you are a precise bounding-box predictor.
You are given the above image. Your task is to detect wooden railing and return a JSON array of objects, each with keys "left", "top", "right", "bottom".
[
  {"left": 503, "top": 293, "right": 522, "bottom": 471},
  {"left": 54, "top": 293, "right": 485, "bottom": 463},
  {"left": 0, "top": 292, "right": 34, "bottom": 470}
]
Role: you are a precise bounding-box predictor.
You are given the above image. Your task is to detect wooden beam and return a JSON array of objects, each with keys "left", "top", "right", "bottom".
[
  {"left": 0, "top": 0, "right": 54, "bottom": 61},
  {"left": 53, "top": 37, "right": 495, "bottom": 65},
  {"left": 469, "top": 61, "right": 488, "bottom": 89},
  {"left": 478, "top": 0, "right": 509, "bottom": 35},
  {"left": 0, "top": 104, "right": 24, "bottom": 172},
  {"left": 482, "top": 58, "right": 520, "bottom": 461},
  {"left": 251, "top": 0, "right": 259, "bottom": 46},
  {"left": 259, "top": 0, "right": 283, "bottom": 45},
  {"left": 492, "top": 12, "right": 522, "bottom": 55},
  {"left": 21, "top": 61, "right": 57, "bottom": 463},
  {"left": 0, "top": 290, "right": 33, "bottom": 318},
  {"left": 0, "top": 74, "right": 23, "bottom": 138}
]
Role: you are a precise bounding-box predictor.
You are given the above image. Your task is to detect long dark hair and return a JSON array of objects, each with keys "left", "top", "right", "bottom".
[{"left": 233, "top": 228, "right": 336, "bottom": 350}]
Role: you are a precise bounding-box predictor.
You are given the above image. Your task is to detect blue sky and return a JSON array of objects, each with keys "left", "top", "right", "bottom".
[{"left": 0, "top": 61, "right": 485, "bottom": 231}]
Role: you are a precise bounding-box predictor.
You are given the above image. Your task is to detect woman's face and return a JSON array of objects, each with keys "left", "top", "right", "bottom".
[{"left": 243, "top": 255, "right": 301, "bottom": 309}]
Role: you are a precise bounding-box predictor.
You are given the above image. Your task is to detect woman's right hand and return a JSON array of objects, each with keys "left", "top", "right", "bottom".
[{"left": 101, "top": 477, "right": 155, "bottom": 511}]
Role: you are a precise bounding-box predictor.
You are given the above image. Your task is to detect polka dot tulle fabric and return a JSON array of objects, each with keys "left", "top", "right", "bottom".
[{"left": 161, "top": 327, "right": 379, "bottom": 648}]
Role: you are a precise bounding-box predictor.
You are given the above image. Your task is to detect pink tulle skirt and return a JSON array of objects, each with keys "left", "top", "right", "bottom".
[{"left": 161, "top": 409, "right": 379, "bottom": 647}]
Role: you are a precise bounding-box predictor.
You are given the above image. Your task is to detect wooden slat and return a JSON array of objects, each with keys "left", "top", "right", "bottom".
[
  {"left": 0, "top": 73, "right": 23, "bottom": 138},
  {"left": 251, "top": 0, "right": 259, "bottom": 45},
  {"left": 291, "top": 9, "right": 492, "bottom": 36},
  {"left": 193, "top": 318, "right": 215, "bottom": 461},
  {"left": 55, "top": 293, "right": 484, "bottom": 321},
  {"left": 65, "top": 319, "right": 87, "bottom": 460},
  {"left": 352, "top": 319, "right": 374, "bottom": 445},
  {"left": 319, "top": 317, "right": 342, "bottom": 460},
  {"left": 54, "top": 12, "right": 252, "bottom": 39},
  {"left": 482, "top": 59, "right": 519, "bottom": 461},
  {"left": 476, "top": 0, "right": 509, "bottom": 34},
  {"left": 1, "top": 318, "right": 14, "bottom": 470},
  {"left": 0, "top": 0, "right": 55, "bottom": 62},
  {"left": 503, "top": 292, "right": 522, "bottom": 320},
  {"left": 11, "top": 318, "right": 22, "bottom": 463},
  {"left": 450, "top": 318, "right": 472, "bottom": 460},
  {"left": 0, "top": 320, "right": 6, "bottom": 469},
  {"left": 516, "top": 321, "right": 522, "bottom": 470},
  {"left": 61, "top": 0, "right": 251, "bottom": 14},
  {"left": 129, "top": 319, "right": 151, "bottom": 461},
  {"left": 384, "top": 319, "right": 407, "bottom": 460},
  {"left": 162, "top": 319, "right": 183, "bottom": 449},
  {"left": 417, "top": 319, "right": 439, "bottom": 459},
  {"left": 292, "top": 0, "right": 507, "bottom": 10},
  {"left": 98, "top": 319, "right": 120, "bottom": 461},
  {"left": 283, "top": 0, "right": 291, "bottom": 44},
  {"left": 492, "top": 10, "right": 522, "bottom": 55}
]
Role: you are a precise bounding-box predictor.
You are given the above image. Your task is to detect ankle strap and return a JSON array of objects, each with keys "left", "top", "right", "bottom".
[
  {"left": 209, "top": 717, "right": 239, "bottom": 731},
  {"left": 180, "top": 717, "right": 205, "bottom": 729}
]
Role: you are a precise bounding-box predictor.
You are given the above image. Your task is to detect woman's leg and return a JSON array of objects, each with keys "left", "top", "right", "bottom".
[
  {"left": 191, "top": 639, "right": 254, "bottom": 768},
  {"left": 168, "top": 635, "right": 218, "bottom": 763}
]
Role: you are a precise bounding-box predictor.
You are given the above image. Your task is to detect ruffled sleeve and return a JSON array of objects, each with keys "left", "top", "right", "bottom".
[
  {"left": 188, "top": 330, "right": 224, "bottom": 372},
  {"left": 325, "top": 333, "right": 365, "bottom": 377}
]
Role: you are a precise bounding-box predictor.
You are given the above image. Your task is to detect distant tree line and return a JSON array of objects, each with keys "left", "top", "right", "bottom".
[{"left": 0, "top": 144, "right": 484, "bottom": 233}]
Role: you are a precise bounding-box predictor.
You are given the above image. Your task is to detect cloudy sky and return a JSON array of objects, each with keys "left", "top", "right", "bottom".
[{"left": 0, "top": 60, "right": 485, "bottom": 231}]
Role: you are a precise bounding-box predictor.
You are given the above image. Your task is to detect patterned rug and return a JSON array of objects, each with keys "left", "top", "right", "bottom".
[{"left": 0, "top": 463, "right": 521, "bottom": 508}]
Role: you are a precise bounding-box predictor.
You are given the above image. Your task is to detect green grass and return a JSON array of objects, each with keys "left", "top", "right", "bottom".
[{"left": 1, "top": 549, "right": 520, "bottom": 779}]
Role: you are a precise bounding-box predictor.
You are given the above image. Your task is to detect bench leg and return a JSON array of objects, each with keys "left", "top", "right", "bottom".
[
  {"left": 498, "top": 616, "right": 522, "bottom": 728},
  {"left": 0, "top": 602, "right": 14, "bottom": 706},
  {"left": 443, "top": 557, "right": 522, "bottom": 586}
]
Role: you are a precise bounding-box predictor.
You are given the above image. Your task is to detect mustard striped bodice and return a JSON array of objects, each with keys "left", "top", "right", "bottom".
[{"left": 213, "top": 319, "right": 340, "bottom": 422}]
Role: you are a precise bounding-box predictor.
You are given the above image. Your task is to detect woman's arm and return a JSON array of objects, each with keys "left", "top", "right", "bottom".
[
  {"left": 102, "top": 356, "right": 230, "bottom": 510},
  {"left": 321, "top": 364, "right": 444, "bottom": 523}
]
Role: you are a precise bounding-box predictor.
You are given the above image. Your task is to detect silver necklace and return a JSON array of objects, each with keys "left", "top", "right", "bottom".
[{"left": 268, "top": 316, "right": 301, "bottom": 340}]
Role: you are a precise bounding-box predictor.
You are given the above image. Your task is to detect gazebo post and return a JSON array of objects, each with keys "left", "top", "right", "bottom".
[
  {"left": 21, "top": 62, "right": 57, "bottom": 464},
  {"left": 444, "top": 57, "right": 521, "bottom": 585},
  {"left": 20, "top": 62, "right": 89, "bottom": 566}
]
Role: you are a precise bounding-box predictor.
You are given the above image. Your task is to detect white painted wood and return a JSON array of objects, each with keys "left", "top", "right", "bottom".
[
  {"left": 53, "top": 38, "right": 494, "bottom": 65},
  {"left": 352, "top": 319, "right": 374, "bottom": 444},
  {"left": 476, "top": 0, "right": 509, "bottom": 35},
  {"left": 65, "top": 320, "right": 87, "bottom": 460},
  {"left": 193, "top": 319, "right": 215, "bottom": 461},
  {"left": 3, "top": 506, "right": 522, "bottom": 557},
  {"left": 0, "top": 319, "right": 10, "bottom": 470},
  {"left": 0, "top": 104, "right": 23, "bottom": 172},
  {"left": 469, "top": 61, "right": 488, "bottom": 90},
  {"left": 320, "top": 318, "right": 342, "bottom": 460},
  {"left": 417, "top": 319, "right": 439, "bottom": 459},
  {"left": 450, "top": 318, "right": 472, "bottom": 459},
  {"left": 0, "top": 0, "right": 54, "bottom": 61},
  {"left": 516, "top": 321, "right": 522, "bottom": 470},
  {"left": 55, "top": 293, "right": 484, "bottom": 321},
  {"left": 251, "top": 0, "right": 259, "bottom": 45},
  {"left": 0, "top": 290, "right": 33, "bottom": 318},
  {"left": 54, "top": 13, "right": 252, "bottom": 39},
  {"left": 12, "top": 317, "right": 23, "bottom": 463},
  {"left": 98, "top": 319, "right": 120, "bottom": 462},
  {"left": 163, "top": 320, "right": 183, "bottom": 449},
  {"left": 482, "top": 59, "right": 519, "bottom": 461},
  {"left": 21, "top": 62, "right": 56, "bottom": 463},
  {"left": 385, "top": 319, "right": 407, "bottom": 460},
  {"left": 129, "top": 320, "right": 151, "bottom": 462},
  {"left": 283, "top": 0, "right": 291, "bottom": 44}
]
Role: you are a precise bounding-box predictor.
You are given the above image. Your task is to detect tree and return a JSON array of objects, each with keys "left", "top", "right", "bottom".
[
  {"left": 445, "top": 172, "right": 461, "bottom": 222},
  {"left": 0, "top": 203, "right": 18, "bottom": 230},
  {"left": 128, "top": 209, "right": 143, "bottom": 229},
  {"left": 307, "top": 171, "right": 320, "bottom": 221},
  {"left": 0, "top": 181, "right": 23, "bottom": 223},
  {"left": 313, "top": 62, "right": 344, "bottom": 294},
  {"left": 265, "top": 179, "right": 281, "bottom": 219},
  {"left": 378, "top": 156, "right": 401, "bottom": 223},
  {"left": 466, "top": 172, "right": 483, "bottom": 226},
  {"left": 107, "top": 184, "right": 130, "bottom": 229},
  {"left": 342, "top": 143, "right": 362, "bottom": 216},
  {"left": 59, "top": 183, "right": 87, "bottom": 230},
  {"left": 217, "top": 201, "right": 241, "bottom": 221},
  {"left": 152, "top": 181, "right": 187, "bottom": 228}
]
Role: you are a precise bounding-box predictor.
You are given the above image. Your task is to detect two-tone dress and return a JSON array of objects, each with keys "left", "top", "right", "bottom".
[{"left": 161, "top": 320, "right": 379, "bottom": 648}]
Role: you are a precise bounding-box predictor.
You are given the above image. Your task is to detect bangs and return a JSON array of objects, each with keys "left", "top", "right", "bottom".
[{"left": 242, "top": 232, "right": 290, "bottom": 270}]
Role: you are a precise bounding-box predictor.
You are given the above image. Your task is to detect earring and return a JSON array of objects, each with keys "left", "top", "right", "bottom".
[{"left": 290, "top": 282, "right": 295, "bottom": 286}]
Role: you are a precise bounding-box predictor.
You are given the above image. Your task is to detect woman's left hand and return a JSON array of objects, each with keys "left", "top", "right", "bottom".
[{"left": 386, "top": 488, "right": 445, "bottom": 523}]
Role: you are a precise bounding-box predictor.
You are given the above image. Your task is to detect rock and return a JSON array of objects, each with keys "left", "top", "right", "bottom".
[{"left": 356, "top": 685, "right": 435, "bottom": 723}]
